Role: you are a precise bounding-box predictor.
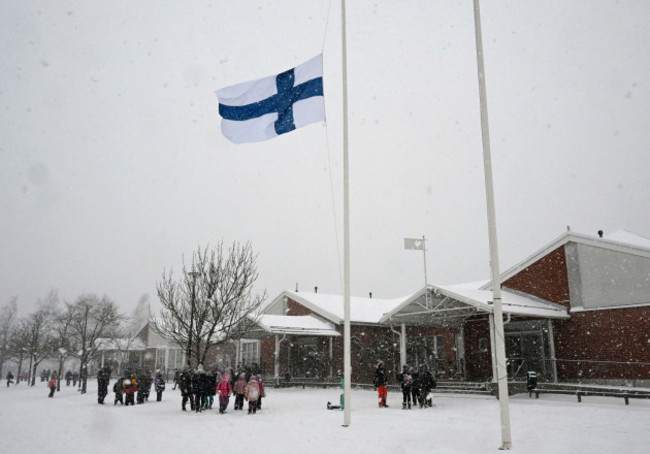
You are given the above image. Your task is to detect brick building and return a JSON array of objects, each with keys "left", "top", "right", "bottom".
[{"left": 235, "top": 229, "right": 650, "bottom": 387}]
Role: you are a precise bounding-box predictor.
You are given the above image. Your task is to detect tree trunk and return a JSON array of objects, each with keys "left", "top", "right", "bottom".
[
  {"left": 57, "top": 357, "right": 65, "bottom": 392},
  {"left": 16, "top": 357, "right": 23, "bottom": 384},
  {"left": 28, "top": 355, "right": 35, "bottom": 386}
]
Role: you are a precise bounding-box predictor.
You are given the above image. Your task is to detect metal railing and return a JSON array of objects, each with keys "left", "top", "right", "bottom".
[{"left": 506, "top": 357, "right": 650, "bottom": 388}]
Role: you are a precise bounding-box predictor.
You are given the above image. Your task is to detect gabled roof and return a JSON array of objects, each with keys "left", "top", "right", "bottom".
[
  {"left": 379, "top": 283, "right": 569, "bottom": 324},
  {"left": 482, "top": 229, "right": 650, "bottom": 291},
  {"left": 95, "top": 337, "right": 146, "bottom": 351},
  {"left": 248, "top": 314, "right": 340, "bottom": 337},
  {"left": 266, "top": 290, "right": 408, "bottom": 324}
]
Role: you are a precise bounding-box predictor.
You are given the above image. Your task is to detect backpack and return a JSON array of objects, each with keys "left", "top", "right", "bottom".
[{"left": 248, "top": 384, "right": 259, "bottom": 400}]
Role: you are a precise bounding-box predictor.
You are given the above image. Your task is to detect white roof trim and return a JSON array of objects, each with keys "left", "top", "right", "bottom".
[
  {"left": 251, "top": 314, "right": 340, "bottom": 337},
  {"left": 425, "top": 284, "right": 569, "bottom": 320}
]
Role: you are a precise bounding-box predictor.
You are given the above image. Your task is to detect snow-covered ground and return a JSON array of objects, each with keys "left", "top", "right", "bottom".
[{"left": 2, "top": 380, "right": 649, "bottom": 453}]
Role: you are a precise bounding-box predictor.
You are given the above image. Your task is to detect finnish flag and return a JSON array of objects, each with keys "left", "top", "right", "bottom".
[{"left": 217, "top": 54, "right": 325, "bottom": 144}]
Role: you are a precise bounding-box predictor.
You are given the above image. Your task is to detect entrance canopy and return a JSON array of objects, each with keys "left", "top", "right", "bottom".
[
  {"left": 380, "top": 283, "right": 569, "bottom": 327},
  {"left": 244, "top": 314, "right": 341, "bottom": 339}
]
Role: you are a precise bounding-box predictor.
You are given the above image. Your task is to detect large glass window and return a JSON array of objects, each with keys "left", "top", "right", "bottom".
[
  {"left": 240, "top": 340, "right": 260, "bottom": 366},
  {"left": 155, "top": 349, "right": 166, "bottom": 371}
]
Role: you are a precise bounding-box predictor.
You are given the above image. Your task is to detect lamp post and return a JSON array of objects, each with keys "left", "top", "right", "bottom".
[
  {"left": 57, "top": 348, "right": 67, "bottom": 392},
  {"left": 187, "top": 271, "right": 200, "bottom": 370}
]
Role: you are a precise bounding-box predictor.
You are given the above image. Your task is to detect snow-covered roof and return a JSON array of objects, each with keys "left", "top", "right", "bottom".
[
  {"left": 378, "top": 283, "right": 569, "bottom": 324},
  {"left": 603, "top": 229, "right": 650, "bottom": 249},
  {"left": 249, "top": 314, "right": 340, "bottom": 337},
  {"left": 277, "top": 290, "right": 409, "bottom": 324},
  {"left": 433, "top": 284, "right": 570, "bottom": 319},
  {"left": 269, "top": 285, "right": 567, "bottom": 329},
  {"left": 95, "top": 337, "right": 146, "bottom": 351}
]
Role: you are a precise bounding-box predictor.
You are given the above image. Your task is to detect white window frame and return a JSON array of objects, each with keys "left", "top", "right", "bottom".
[{"left": 240, "top": 339, "right": 260, "bottom": 365}]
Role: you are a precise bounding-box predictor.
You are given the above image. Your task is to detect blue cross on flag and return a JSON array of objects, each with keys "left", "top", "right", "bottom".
[{"left": 216, "top": 54, "right": 325, "bottom": 144}]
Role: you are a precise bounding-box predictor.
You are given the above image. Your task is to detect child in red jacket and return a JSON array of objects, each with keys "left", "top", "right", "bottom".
[
  {"left": 216, "top": 373, "right": 232, "bottom": 414},
  {"left": 47, "top": 373, "right": 57, "bottom": 398}
]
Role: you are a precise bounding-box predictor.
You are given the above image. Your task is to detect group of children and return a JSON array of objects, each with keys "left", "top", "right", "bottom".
[
  {"left": 374, "top": 360, "right": 437, "bottom": 409},
  {"left": 112, "top": 369, "right": 166, "bottom": 406},
  {"left": 177, "top": 365, "right": 265, "bottom": 415}
]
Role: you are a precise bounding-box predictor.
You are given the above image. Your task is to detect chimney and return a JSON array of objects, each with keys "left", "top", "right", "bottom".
[
  {"left": 369, "top": 292, "right": 373, "bottom": 299},
  {"left": 314, "top": 286, "right": 318, "bottom": 293},
  {"left": 598, "top": 230, "right": 604, "bottom": 238}
]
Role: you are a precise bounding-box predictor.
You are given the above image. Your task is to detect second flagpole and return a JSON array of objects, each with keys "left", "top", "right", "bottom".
[{"left": 341, "top": 0, "right": 352, "bottom": 428}]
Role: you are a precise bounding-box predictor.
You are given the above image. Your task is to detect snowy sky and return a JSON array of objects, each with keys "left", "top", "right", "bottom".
[{"left": 2, "top": 0, "right": 649, "bottom": 316}]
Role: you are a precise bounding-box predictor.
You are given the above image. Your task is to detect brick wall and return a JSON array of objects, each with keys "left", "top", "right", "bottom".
[{"left": 503, "top": 246, "right": 571, "bottom": 309}]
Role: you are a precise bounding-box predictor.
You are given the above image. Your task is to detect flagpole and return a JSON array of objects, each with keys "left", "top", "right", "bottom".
[
  {"left": 341, "top": 0, "right": 352, "bottom": 428},
  {"left": 472, "top": 0, "right": 512, "bottom": 449},
  {"left": 422, "top": 235, "right": 428, "bottom": 307}
]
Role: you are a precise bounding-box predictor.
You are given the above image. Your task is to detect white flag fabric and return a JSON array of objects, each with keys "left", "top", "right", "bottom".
[
  {"left": 216, "top": 54, "right": 325, "bottom": 144},
  {"left": 404, "top": 238, "right": 425, "bottom": 250}
]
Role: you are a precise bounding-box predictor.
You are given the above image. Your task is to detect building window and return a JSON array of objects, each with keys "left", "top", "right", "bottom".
[
  {"left": 479, "top": 338, "right": 489, "bottom": 353},
  {"left": 155, "top": 349, "right": 166, "bottom": 371},
  {"left": 240, "top": 340, "right": 260, "bottom": 366},
  {"left": 167, "top": 348, "right": 185, "bottom": 370}
]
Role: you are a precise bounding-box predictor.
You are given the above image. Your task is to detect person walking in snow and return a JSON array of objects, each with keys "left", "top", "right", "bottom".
[
  {"left": 216, "top": 372, "right": 232, "bottom": 414},
  {"left": 244, "top": 375, "right": 260, "bottom": 414},
  {"left": 409, "top": 366, "right": 420, "bottom": 407},
  {"left": 418, "top": 364, "right": 436, "bottom": 408},
  {"left": 113, "top": 377, "right": 124, "bottom": 405},
  {"left": 172, "top": 368, "right": 180, "bottom": 390},
  {"left": 179, "top": 365, "right": 194, "bottom": 411},
  {"left": 373, "top": 361, "right": 389, "bottom": 408},
  {"left": 154, "top": 371, "right": 165, "bottom": 402},
  {"left": 65, "top": 370, "right": 72, "bottom": 386},
  {"left": 397, "top": 364, "right": 413, "bottom": 409},
  {"left": 6, "top": 371, "right": 14, "bottom": 387},
  {"left": 256, "top": 374, "right": 265, "bottom": 410},
  {"left": 97, "top": 366, "right": 110, "bottom": 404},
  {"left": 193, "top": 364, "right": 207, "bottom": 412},
  {"left": 122, "top": 375, "right": 137, "bottom": 406},
  {"left": 233, "top": 372, "right": 247, "bottom": 411},
  {"left": 47, "top": 372, "right": 57, "bottom": 398},
  {"left": 204, "top": 368, "right": 217, "bottom": 410}
]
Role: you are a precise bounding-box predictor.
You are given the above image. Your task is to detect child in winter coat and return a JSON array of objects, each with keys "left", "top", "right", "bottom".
[
  {"left": 396, "top": 364, "right": 413, "bottom": 409},
  {"left": 47, "top": 373, "right": 57, "bottom": 398},
  {"left": 113, "top": 377, "right": 124, "bottom": 405},
  {"left": 373, "top": 361, "right": 389, "bottom": 408},
  {"left": 216, "top": 373, "right": 232, "bottom": 414},
  {"left": 244, "top": 375, "right": 260, "bottom": 414},
  {"left": 122, "top": 377, "right": 137, "bottom": 406},
  {"left": 154, "top": 372, "right": 165, "bottom": 402},
  {"left": 256, "top": 375, "right": 265, "bottom": 410},
  {"left": 233, "top": 373, "right": 247, "bottom": 410}
]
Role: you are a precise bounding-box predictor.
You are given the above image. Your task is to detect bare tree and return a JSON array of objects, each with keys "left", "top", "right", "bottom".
[
  {"left": 0, "top": 297, "right": 18, "bottom": 376},
  {"left": 64, "top": 294, "right": 123, "bottom": 393},
  {"left": 24, "top": 291, "right": 59, "bottom": 386},
  {"left": 52, "top": 306, "right": 75, "bottom": 391},
  {"left": 154, "top": 241, "right": 266, "bottom": 369}
]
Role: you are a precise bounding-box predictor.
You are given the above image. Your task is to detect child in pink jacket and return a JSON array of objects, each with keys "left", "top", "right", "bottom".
[
  {"left": 216, "top": 373, "right": 232, "bottom": 414},
  {"left": 244, "top": 375, "right": 260, "bottom": 415},
  {"left": 233, "top": 373, "right": 247, "bottom": 410}
]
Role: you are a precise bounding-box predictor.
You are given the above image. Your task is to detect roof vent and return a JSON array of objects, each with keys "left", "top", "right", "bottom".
[
  {"left": 314, "top": 286, "right": 318, "bottom": 293},
  {"left": 598, "top": 230, "right": 604, "bottom": 238},
  {"left": 369, "top": 292, "right": 373, "bottom": 299}
]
